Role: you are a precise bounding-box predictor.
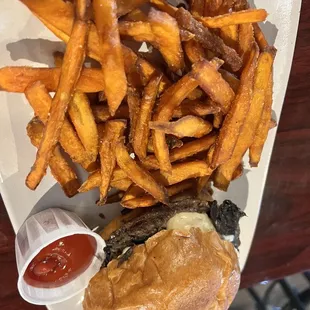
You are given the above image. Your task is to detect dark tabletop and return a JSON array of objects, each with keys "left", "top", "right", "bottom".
[{"left": 1, "top": 2, "right": 310, "bottom": 309}]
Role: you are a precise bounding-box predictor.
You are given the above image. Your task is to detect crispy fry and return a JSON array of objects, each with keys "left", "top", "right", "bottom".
[
  {"left": 133, "top": 73, "right": 162, "bottom": 159},
  {"left": 211, "top": 45, "right": 259, "bottom": 169},
  {"left": 0, "top": 67, "right": 105, "bottom": 93},
  {"left": 220, "top": 25, "right": 239, "bottom": 50},
  {"left": 232, "top": 163, "right": 243, "bottom": 180},
  {"left": 150, "top": 0, "right": 177, "bottom": 17},
  {"left": 176, "top": 8, "right": 242, "bottom": 72},
  {"left": 122, "top": 184, "right": 145, "bottom": 202},
  {"left": 93, "top": 0, "right": 127, "bottom": 116},
  {"left": 53, "top": 51, "right": 64, "bottom": 67},
  {"left": 68, "top": 92, "right": 98, "bottom": 162},
  {"left": 78, "top": 168, "right": 130, "bottom": 192},
  {"left": 180, "top": 29, "right": 196, "bottom": 41},
  {"left": 249, "top": 73, "right": 274, "bottom": 167},
  {"left": 173, "top": 99, "right": 220, "bottom": 118},
  {"left": 92, "top": 104, "right": 129, "bottom": 123},
  {"left": 127, "top": 87, "right": 141, "bottom": 144},
  {"left": 27, "top": 118, "right": 80, "bottom": 198},
  {"left": 238, "top": 23, "right": 255, "bottom": 64},
  {"left": 149, "top": 8, "right": 185, "bottom": 72},
  {"left": 117, "top": 0, "right": 148, "bottom": 17},
  {"left": 214, "top": 51, "right": 274, "bottom": 191},
  {"left": 153, "top": 73, "right": 199, "bottom": 173},
  {"left": 219, "top": 69, "right": 240, "bottom": 93},
  {"left": 25, "top": 82, "right": 95, "bottom": 171},
  {"left": 115, "top": 139, "right": 168, "bottom": 203},
  {"left": 150, "top": 115, "right": 213, "bottom": 138},
  {"left": 192, "top": 60, "right": 235, "bottom": 114},
  {"left": 184, "top": 39, "right": 206, "bottom": 63},
  {"left": 253, "top": 23, "right": 269, "bottom": 50},
  {"left": 26, "top": 9, "right": 89, "bottom": 190},
  {"left": 199, "top": 9, "right": 267, "bottom": 28},
  {"left": 122, "top": 180, "right": 194, "bottom": 208},
  {"left": 119, "top": 21, "right": 155, "bottom": 41},
  {"left": 142, "top": 133, "right": 216, "bottom": 170},
  {"left": 98, "top": 120, "right": 127, "bottom": 205},
  {"left": 204, "top": 0, "right": 224, "bottom": 17}
]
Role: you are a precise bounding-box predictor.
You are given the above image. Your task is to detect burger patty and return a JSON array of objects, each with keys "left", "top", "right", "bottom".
[{"left": 104, "top": 199, "right": 245, "bottom": 266}]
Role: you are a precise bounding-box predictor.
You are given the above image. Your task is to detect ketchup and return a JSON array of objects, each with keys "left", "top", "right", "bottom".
[{"left": 24, "top": 234, "right": 96, "bottom": 288}]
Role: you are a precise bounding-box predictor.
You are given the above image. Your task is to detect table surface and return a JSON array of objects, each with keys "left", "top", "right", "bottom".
[{"left": 1, "top": 2, "right": 310, "bottom": 309}]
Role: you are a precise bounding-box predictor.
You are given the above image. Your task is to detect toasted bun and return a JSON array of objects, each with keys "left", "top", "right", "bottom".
[{"left": 84, "top": 229, "right": 240, "bottom": 310}]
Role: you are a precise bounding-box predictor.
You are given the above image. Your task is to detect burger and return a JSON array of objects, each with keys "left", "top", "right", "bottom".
[{"left": 83, "top": 199, "right": 245, "bottom": 310}]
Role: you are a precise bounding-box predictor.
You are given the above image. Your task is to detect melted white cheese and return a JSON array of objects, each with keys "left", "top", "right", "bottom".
[{"left": 167, "top": 212, "right": 215, "bottom": 232}]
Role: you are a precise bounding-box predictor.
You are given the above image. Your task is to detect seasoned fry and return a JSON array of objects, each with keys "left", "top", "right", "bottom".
[
  {"left": 25, "top": 82, "right": 95, "bottom": 171},
  {"left": 68, "top": 92, "right": 98, "bottom": 162},
  {"left": 238, "top": 23, "right": 255, "bottom": 64},
  {"left": 220, "top": 25, "right": 239, "bottom": 50},
  {"left": 147, "top": 135, "right": 183, "bottom": 153},
  {"left": 0, "top": 67, "right": 105, "bottom": 93},
  {"left": 149, "top": 8, "right": 185, "bottom": 72},
  {"left": 122, "top": 180, "right": 194, "bottom": 208},
  {"left": 92, "top": 104, "right": 129, "bottom": 123},
  {"left": 152, "top": 73, "right": 199, "bottom": 173},
  {"left": 173, "top": 99, "right": 220, "bottom": 118},
  {"left": 213, "top": 112, "right": 223, "bottom": 128},
  {"left": 93, "top": 0, "right": 127, "bottom": 116},
  {"left": 26, "top": 6, "right": 89, "bottom": 190},
  {"left": 175, "top": 8, "right": 242, "bottom": 72},
  {"left": 133, "top": 73, "right": 162, "bottom": 159},
  {"left": 249, "top": 73, "right": 274, "bottom": 167},
  {"left": 98, "top": 121, "right": 127, "bottom": 205},
  {"left": 127, "top": 87, "right": 141, "bottom": 144},
  {"left": 27, "top": 118, "right": 80, "bottom": 198},
  {"left": 150, "top": 116, "right": 213, "bottom": 138},
  {"left": 142, "top": 133, "right": 216, "bottom": 170},
  {"left": 118, "top": 21, "right": 155, "bottom": 41},
  {"left": 184, "top": 39, "right": 206, "bottom": 63},
  {"left": 215, "top": 51, "right": 274, "bottom": 190},
  {"left": 180, "top": 29, "right": 196, "bottom": 41},
  {"left": 115, "top": 139, "right": 168, "bottom": 203},
  {"left": 78, "top": 168, "right": 130, "bottom": 193},
  {"left": 211, "top": 45, "right": 259, "bottom": 169},
  {"left": 199, "top": 9, "right": 267, "bottom": 28},
  {"left": 192, "top": 60, "right": 235, "bottom": 114}
]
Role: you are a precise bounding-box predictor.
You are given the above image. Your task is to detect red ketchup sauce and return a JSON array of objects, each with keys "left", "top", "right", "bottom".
[{"left": 23, "top": 234, "right": 96, "bottom": 288}]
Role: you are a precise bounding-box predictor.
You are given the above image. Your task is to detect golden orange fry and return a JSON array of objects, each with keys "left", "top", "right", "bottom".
[
  {"left": 190, "top": 0, "right": 205, "bottom": 16},
  {"left": 133, "top": 73, "right": 162, "bottom": 159},
  {"left": 122, "top": 180, "right": 194, "bottom": 208},
  {"left": 199, "top": 9, "right": 267, "bottom": 28},
  {"left": 149, "top": 8, "right": 185, "bottom": 72},
  {"left": 115, "top": 139, "right": 168, "bottom": 203},
  {"left": 123, "top": 8, "right": 148, "bottom": 22},
  {"left": 142, "top": 134, "right": 216, "bottom": 170},
  {"left": 150, "top": 0, "right": 177, "bottom": 17},
  {"left": 211, "top": 45, "right": 259, "bottom": 169},
  {"left": 184, "top": 39, "right": 206, "bottom": 64},
  {"left": 192, "top": 60, "right": 235, "bottom": 114},
  {"left": 152, "top": 73, "right": 199, "bottom": 173},
  {"left": 219, "top": 69, "right": 240, "bottom": 93},
  {"left": 213, "top": 50, "right": 273, "bottom": 191},
  {"left": 26, "top": 8, "right": 89, "bottom": 190},
  {"left": 220, "top": 25, "right": 239, "bottom": 50},
  {"left": 127, "top": 87, "right": 141, "bottom": 144},
  {"left": 238, "top": 23, "right": 255, "bottom": 65},
  {"left": 253, "top": 23, "right": 269, "bottom": 50},
  {"left": 93, "top": 0, "right": 127, "bottom": 116},
  {"left": 98, "top": 120, "right": 127, "bottom": 205},
  {"left": 0, "top": 67, "right": 105, "bottom": 93},
  {"left": 118, "top": 21, "right": 155, "bottom": 41},
  {"left": 27, "top": 118, "right": 80, "bottom": 198},
  {"left": 249, "top": 73, "right": 274, "bottom": 167},
  {"left": 25, "top": 81, "right": 95, "bottom": 171},
  {"left": 150, "top": 115, "right": 213, "bottom": 138}
]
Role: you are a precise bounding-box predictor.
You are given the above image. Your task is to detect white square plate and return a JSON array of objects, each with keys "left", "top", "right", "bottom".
[{"left": 0, "top": 0, "right": 301, "bottom": 309}]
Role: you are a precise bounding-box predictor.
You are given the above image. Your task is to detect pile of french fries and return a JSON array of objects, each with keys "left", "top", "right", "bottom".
[{"left": 0, "top": 0, "right": 276, "bottom": 207}]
